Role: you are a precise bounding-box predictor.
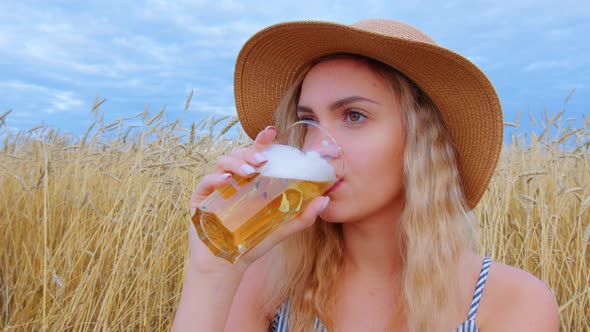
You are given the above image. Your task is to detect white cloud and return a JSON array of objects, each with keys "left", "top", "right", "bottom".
[
  {"left": 49, "top": 92, "right": 83, "bottom": 113},
  {"left": 37, "top": 22, "right": 69, "bottom": 34},
  {"left": 7, "top": 111, "right": 34, "bottom": 119},
  {"left": 523, "top": 60, "right": 577, "bottom": 72},
  {"left": 478, "top": 0, "right": 590, "bottom": 19},
  {"left": 0, "top": 31, "right": 13, "bottom": 49},
  {"left": 0, "top": 81, "right": 52, "bottom": 93},
  {"left": 0, "top": 80, "right": 84, "bottom": 114},
  {"left": 111, "top": 35, "right": 181, "bottom": 65},
  {"left": 1, "top": 1, "right": 589, "bottom": 135},
  {"left": 188, "top": 102, "right": 236, "bottom": 116},
  {"left": 0, "top": 3, "right": 183, "bottom": 86},
  {"left": 546, "top": 28, "right": 572, "bottom": 39}
]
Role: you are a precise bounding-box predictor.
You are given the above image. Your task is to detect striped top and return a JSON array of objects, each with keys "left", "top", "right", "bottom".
[{"left": 271, "top": 257, "right": 492, "bottom": 332}]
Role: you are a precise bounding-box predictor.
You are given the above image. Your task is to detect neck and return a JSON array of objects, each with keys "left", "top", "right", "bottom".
[{"left": 341, "top": 200, "right": 405, "bottom": 279}]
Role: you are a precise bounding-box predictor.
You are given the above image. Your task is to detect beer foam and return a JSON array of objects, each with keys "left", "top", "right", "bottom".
[{"left": 258, "top": 144, "right": 336, "bottom": 182}]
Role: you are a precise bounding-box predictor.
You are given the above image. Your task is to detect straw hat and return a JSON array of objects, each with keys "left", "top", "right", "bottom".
[{"left": 234, "top": 19, "right": 503, "bottom": 209}]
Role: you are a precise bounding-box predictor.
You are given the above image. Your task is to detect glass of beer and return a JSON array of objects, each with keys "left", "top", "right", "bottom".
[{"left": 192, "top": 120, "right": 344, "bottom": 263}]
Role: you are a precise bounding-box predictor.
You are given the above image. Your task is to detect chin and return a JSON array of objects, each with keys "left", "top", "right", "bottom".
[
  {"left": 318, "top": 205, "right": 349, "bottom": 224},
  {"left": 318, "top": 208, "right": 336, "bottom": 223}
]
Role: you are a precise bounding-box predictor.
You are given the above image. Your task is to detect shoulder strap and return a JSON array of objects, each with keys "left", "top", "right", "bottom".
[
  {"left": 467, "top": 257, "right": 492, "bottom": 320},
  {"left": 271, "top": 300, "right": 327, "bottom": 332},
  {"left": 271, "top": 300, "right": 292, "bottom": 332}
]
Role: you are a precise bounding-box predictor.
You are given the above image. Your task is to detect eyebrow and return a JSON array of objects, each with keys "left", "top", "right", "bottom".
[{"left": 297, "top": 96, "right": 380, "bottom": 114}]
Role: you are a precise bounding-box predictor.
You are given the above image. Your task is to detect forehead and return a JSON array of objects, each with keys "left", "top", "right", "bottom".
[
  {"left": 305, "top": 57, "right": 378, "bottom": 79},
  {"left": 299, "top": 57, "right": 396, "bottom": 101}
]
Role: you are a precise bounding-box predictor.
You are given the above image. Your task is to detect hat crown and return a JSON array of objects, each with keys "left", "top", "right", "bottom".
[{"left": 352, "top": 19, "right": 436, "bottom": 44}]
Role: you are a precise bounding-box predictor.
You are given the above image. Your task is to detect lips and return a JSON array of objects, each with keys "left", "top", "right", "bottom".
[{"left": 325, "top": 179, "right": 343, "bottom": 194}]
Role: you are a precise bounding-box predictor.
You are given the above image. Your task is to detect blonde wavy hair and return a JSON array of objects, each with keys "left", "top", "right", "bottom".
[{"left": 263, "top": 54, "right": 478, "bottom": 331}]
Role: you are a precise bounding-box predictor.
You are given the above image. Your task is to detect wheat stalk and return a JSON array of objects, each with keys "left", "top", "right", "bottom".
[
  {"left": 1, "top": 101, "right": 587, "bottom": 330},
  {"left": 185, "top": 89, "right": 194, "bottom": 112}
]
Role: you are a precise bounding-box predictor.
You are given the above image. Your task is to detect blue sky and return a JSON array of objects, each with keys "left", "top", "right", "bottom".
[{"left": 1, "top": 0, "right": 588, "bottom": 139}]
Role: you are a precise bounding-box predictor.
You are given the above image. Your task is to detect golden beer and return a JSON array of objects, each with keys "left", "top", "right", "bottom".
[{"left": 192, "top": 174, "right": 333, "bottom": 263}]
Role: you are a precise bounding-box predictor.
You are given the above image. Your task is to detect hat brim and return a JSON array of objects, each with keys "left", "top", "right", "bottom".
[{"left": 234, "top": 20, "right": 503, "bottom": 209}]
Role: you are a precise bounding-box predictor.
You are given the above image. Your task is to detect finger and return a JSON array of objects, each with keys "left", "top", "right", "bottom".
[
  {"left": 288, "top": 196, "right": 330, "bottom": 229},
  {"left": 215, "top": 155, "right": 259, "bottom": 178},
  {"left": 240, "top": 196, "right": 329, "bottom": 264},
  {"left": 217, "top": 127, "right": 276, "bottom": 172},
  {"left": 227, "top": 147, "right": 269, "bottom": 168},
  {"left": 252, "top": 126, "right": 276, "bottom": 151}
]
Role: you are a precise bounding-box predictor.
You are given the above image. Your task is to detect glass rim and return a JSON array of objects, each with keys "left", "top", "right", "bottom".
[{"left": 277, "top": 119, "right": 345, "bottom": 181}]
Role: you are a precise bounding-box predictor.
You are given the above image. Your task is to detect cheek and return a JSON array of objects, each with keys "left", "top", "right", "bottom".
[
  {"left": 358, "top": 130, "right": 403, "bottom": 189},
  {"left": 359, "top": 141, "right": 403, "bottom": 191},
  {"left": 347, "top": 134, "right": 404, "bottom": 197},
  {"left": 347, "top": 130, "right": 404, "bottom": 179}
]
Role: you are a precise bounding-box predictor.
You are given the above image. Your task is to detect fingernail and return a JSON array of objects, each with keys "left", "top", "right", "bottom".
[
  {"left": 220, "top": 173, "right": 232, "bottom": 180},
  {"left": 319, "top": 197, "right": 330, "bottom": 213},
  {"left": 240, "top": 164, "right": 256, "bottom": 175},
  {"left": 256, "top": 126, "right": 275, "bottom": 140},
  {"left": 254, "top": 153, "right": 267, "bottom": 163}
]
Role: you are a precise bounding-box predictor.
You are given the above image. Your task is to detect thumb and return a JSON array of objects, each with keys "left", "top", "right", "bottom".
[
  {"left": 239, "top": 196, "right": 330, "bottom": 266},
  {"left": 290, "top": 196, "right": 330, "bottom": 228},
  {"left": 273, "top": 196, "right": 329, "bottom": 238}
]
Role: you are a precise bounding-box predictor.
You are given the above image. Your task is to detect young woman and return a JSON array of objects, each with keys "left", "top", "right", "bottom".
[{"left": 172, "top": 19, "right": 559, "bottom": 331}]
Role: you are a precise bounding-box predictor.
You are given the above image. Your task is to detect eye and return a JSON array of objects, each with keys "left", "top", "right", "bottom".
[
  {"left": 344, "top": 109, "right": 366, "bottom": 123},
  {"left": 297, "top": 114, "right": 316, "bottom": 122}
]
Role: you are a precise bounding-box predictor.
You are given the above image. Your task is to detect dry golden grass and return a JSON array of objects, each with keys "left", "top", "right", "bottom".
[
  {"left": 478, "top": 109, "right": 590, "bottom": 330},
  {"left": 0, "top": 98, "right": 588, "bottom": 330}
]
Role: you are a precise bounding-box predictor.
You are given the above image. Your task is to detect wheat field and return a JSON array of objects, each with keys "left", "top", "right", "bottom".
[{"left": 0, "top": 97, "right": 588, "bottom": 331}]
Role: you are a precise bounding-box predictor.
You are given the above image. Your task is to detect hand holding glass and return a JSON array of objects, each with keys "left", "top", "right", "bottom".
[{"left": 192, "top": 121, "right": 344, "bottom": 263}]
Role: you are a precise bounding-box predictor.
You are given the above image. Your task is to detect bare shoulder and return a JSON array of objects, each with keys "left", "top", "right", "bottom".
[
  {"left": 225, "top": 252, "right": 274, "bottom": 331},
  {"left": 478, "top": 260, "right": 560, "bottom": 331}
]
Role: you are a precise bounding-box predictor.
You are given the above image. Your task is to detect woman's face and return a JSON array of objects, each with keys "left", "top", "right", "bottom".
[{"left": 297, "top": 57, "right": 406, "bottom": 223}]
